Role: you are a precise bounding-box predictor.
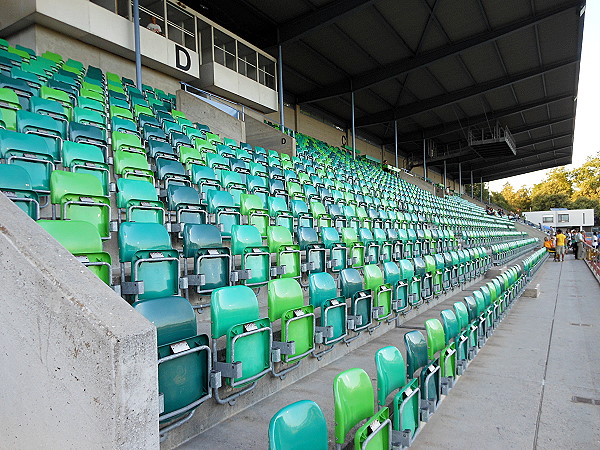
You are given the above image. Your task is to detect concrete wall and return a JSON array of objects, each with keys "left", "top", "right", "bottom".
[
  {"left": 244, "top": 114, "right": 296, "bottom": 156},
  {"left": 0, "top": 195, "right": 159, "bottom": 449},
  {"left": 176, "top": 89, "right": 245, "bottom": 143}
]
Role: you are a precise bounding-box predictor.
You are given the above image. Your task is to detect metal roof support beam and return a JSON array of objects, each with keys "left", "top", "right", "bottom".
[
  {"left": 351, "top": 90, "right": 356, "bottom": 159},
  {"left": 356, "top": 57, "right": 579, "bottom": 128},
  {"left": 458, "top": 162, "right": 462, "bottom": 195},
  {"left": 278, "top": 42, "right": 285, "bottom": 128},
  {"left": 469, "top": 146, "right": 572, "bottom": 176},
  {"left": 510, "top": 115, "right": 573, "bottom": 135},
  {"left": 475, "top": 156, "right": 572, "bottom": 182},
  {"left": 387, "top": 93, "right": 573, "bottom": 144},
  {"left": 298, "top": 0, "right": 582, "bottom": 103},
  {"left": 516, "top": 132, "right": 573, "bottom": 149},
  {"left": 276, "top": 0, "right": 377, "bottom": 46},
  {"left": 394, "top": 120, "right": 398, "bottom": 167}
]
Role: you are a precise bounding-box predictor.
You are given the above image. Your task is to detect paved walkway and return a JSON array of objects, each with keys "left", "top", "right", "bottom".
[{"left": 177, "top": 258, "right": 600, "bottom": 449}]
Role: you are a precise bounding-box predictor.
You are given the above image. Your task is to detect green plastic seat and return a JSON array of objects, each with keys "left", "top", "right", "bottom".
[
  {"left": 113, "top": 150, "right": 154, "bottom": 183},
  {"left": 116, "top": 178, "right": 165, "bottom": 224},
  {"left": 112, "top": 131, "right": 145, "bottom": 154},
  {"left": 421, "top": 255, "right": 436, "bottom": 301},
  {"left": 341, "top": 227, "right": 365, "bottom": 268},
  {"left": 375, "top": 346, "right": 420, "bottom": 445},
  {"left": 268, "top": 278, "right": 315, "bottom": 373},
  {"left": 363, "top": 264, "right": 393, "bottom": 321},
  {"left": 0, "top": 163, "right": 39, "bottom": 219},
  {"left": 269, "top": 400, "right": 328, "bottom": 450},
  {"left": 210, "top": 285, "right": 272, "bottom": 402},
  {"left": 132, "top": 295, "right": 211, "bottom": 423},
  {"left": 333, "top": 368, "right": 391, "bottom": 449},
  {"left": 0, "top": 129, "right": 55, "bottom": 193},
  {"left": 40, "top": 86, "right": 73, "bottom": 120},
  {"left": 425, "top": 318, "right": 456, "bottom": 387},
  {"left": 230, "top": 224, "right": 270, "bottom": 287},
  {"left": 240, "top": 193, "right": 269, "bottom": 237},
  {"left": 182, "top": 223, "right": 231, "bottom": 295},
  {"left": 404, "top": 330, "right": 440, "bottom": 418},
  {"left": 50, "top": 171, "right": 111, "bottom": 239},
  {"left": 118, "top": 222, "right": 180, "bottom": 301},
  {"left": 267, "top": 225, "right": 301, "bottom": 279},
  {"left": 62, "top": 141, "right": 110, "bottom": 195},
  {"left": 308, "top": 272, "right": 347, "bottom": 350},
  {"left": 38, "top": 220, "right": 111, "bottom": 284}
]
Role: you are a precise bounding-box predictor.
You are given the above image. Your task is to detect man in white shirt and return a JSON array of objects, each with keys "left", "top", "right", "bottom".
[
  {"left": 147, "top": 17, "right": 162, "bottom": 34},
  {"left": 593, "top": 232, "right": 598, "bottom": 249}
]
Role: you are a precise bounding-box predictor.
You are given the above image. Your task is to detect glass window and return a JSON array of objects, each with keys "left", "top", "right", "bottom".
[
  {"left": 139, "top": 0, "right": 165, "bottom": 36},
  {"left": 237, "top": 43, "right": 257, "bottom": 81},
  {"left": 542, "top": 216, "right": 553, "bottom": 223},
  {"left": 166, "top": 2, "right": 196, "bottom": 51},
  {"left": 558, "top": 214, "right": 569, "bottom": 223},
  {"left": 213, "top": 29, "right": 236, "bottom": 71},
  {"left": 258, "top": 54, "right": 276, "bottom": 89},
  {"left": 197, "top": 18, "right": 213, "bottom": 65}
]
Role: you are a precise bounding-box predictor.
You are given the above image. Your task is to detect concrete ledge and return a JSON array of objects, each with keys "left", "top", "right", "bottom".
[
  {"left": 523, "top": 283, "right": 540, "bottom": 298},
  {"left": 0, "top": 194, "right": 159, "bottom": 449}
]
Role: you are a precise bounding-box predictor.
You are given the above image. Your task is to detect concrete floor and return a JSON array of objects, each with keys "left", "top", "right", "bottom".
[{"left": 177, "top": 257, "right": 600, "bottom": 450}]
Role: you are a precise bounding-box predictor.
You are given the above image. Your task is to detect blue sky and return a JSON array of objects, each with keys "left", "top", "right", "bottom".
[{"left": 489, "top": 3, "right": 595, "bottom": 191}]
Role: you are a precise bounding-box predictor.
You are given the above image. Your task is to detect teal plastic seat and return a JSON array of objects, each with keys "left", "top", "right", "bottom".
[
  {"left": 297, "top": 226, "right": 326, "bottom": 276},
  {"left": 308, "top": 272, "right": 347, "bottom": 353},
  {"left": 383, "top": 261, "right": 410, "bottom": 313},
  {"left": 17, "top": 110, "right": 64, "bottom": 162},
  {"left": 210, "top": 285, "right": 272, "bottom": 403},
  {"left": 268, "top": 278, "right": 315, "bottom": 376},
  {"left": 38, "top": 220, "right": 111, "bottom": 284},
  {"left": 363, "top": 264, "right": 393, "bottom": 321},
  {"left": 267, "top": 225, "right": 301, "bottom": 279},
  {"left": 441, "top": 308, "right": 469, "bottom": 369},
  {"left": 340, "top": 268, "right": 372, "bottom": 334},
  {"left": 268, "top": 400, "right": 328, "bottom": 450},
  {"left": 321, "top": 226, "right": 348, "bottom": 272},
  {"left": 118, "top": 222, "right": 181, "bottom": 301},
  {"left": 182, "top": 223, "right": 231, "bottom": 295},
  {"left": 333, "top": 368, "right": 391, "bottom": 450},
  {"left": 62, "top": 141, "right": 109, "bottom": 195},
  {"left": 132, "top": 295, "right": 211, "bottom": 423},
  {"left": 411, "top": 257, "right": 426, "bottom": 306},
  {"left": 267, "top": 196, "right": 293, "bottom": 233},
  {"left": 0, "top": 163, "right": 39, "bottom": 219},
  {"left": 0, "top": 129, "right": 56, "bottom": 193},
  {"left": 230, "top": 224, "right": 270, "bottom": 287},
  {"left": 206, "top": 189, "right": 241, "bottom": 238},
  {"left": 375, "top": 346, "right": 420, "bottom": 446},
  {"left": 166, "top": 184, "right": 206, "bottom": 230},
  {"left": 116, "top": 178, "right": 165, "bottom": 224},
  {"left": 404, "top": 330, "right": 440, "bottom": 419},
  {"left": 50, "top": 170, "right": 111, "bottom": 239}
]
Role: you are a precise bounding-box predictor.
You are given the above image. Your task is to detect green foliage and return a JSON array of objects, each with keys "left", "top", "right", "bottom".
[{"left": 531, "top": 192, "right": 572, "bottom": 211}]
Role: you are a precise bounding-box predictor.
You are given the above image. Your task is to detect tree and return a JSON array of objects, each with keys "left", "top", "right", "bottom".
[
  {"left": 531, "top": 167, "right": 573, "bottom": 198},
  {"left": 571, "top": 152, "right": 600, "bottom": 199},
  {"left": 490, "top": 191, "right": 511, "bottom": 211},
  {"left": 571, "top": 196, "right": 600, "bottom": 225},
  {"left": 530, "top": 192, "right": 572, "bottom": 211},
  {"left": 512, "top": 187, "right": 532, "bottom": 213}
]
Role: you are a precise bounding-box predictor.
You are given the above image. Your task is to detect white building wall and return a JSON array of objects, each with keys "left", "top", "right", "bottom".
[{"left": 524, "top": 209, "right": 594, "bottom": 229}]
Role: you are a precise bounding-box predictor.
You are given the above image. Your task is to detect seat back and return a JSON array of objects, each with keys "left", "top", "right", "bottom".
[
  {"left": 440, "top": 309, "right": 459, "bottom": 343},
  {"left": 210, "top": 285, "right": 260, "bottom": 339},
  {"left": 333, "top": 368, "right": 375, "bottom": 445},
  {"left": 404, "top": 330, "right": 428, "bottom": 377},
  {"left": 375, "top": 345, "right": 407, "bottom": 406},
  {"left": 425, "top": 318, "right": 446, "bottom": 360},
  {"left": 339, "top": 268, "right": 363, "bottom": 299},
  {"left": 308, "top": 272, "right": 337, "bottom": 309},
  {"left": 268, "top": 400, "right": 328, "bottom": 450}
]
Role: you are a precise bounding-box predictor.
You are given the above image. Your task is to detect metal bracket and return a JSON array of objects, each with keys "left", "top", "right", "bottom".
[
  {"left": 120, "top": 281, "right": 144, "bottom": 295},
  {"left": 230, "top": 269, "right": 252, "bottom": 282},
  {"left": 391, "top": 430, "right": 411, "bottom": 449},
  {"left": 301, "top": 261, "right": 315, "bottom": 272},
  {"left": 213, "top": 361, "right": 242, "bottom": 379},
  {"left": 272, "top": 340, "right": 295, "bottom": 355},
  {"left": 326, "top": 259, "right": 339, "bottom": 269},
  {"left": 109, "top": 182, "right": 116, "bottom": 193},
  {"left": 270, "top": 265, "right": 286, "bottom": 276},
  {"left": 186, "top": 274, "right": 206, "bottom": 287},
  {"left": 109, "top": 221, "right": 118, "bottom": 232},
  {"left": 372, "top": 306, "right": 384, "bottom": 319},
  {"left": 347, "top": 315, "right": 363, "bottom": 330},
  {"left": 209, "top": 370, "right": 222, "bottom": 389},
  {"left": 169, "top": 223, "right": 182, "bottom": 233},
  {"left": 315, "top": 325, "right": 334, "bottom": 339}
]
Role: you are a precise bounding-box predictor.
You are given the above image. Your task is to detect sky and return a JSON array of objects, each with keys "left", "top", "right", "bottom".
[{"left": 489, "top": 3, "right": 597, "bottom": 192}]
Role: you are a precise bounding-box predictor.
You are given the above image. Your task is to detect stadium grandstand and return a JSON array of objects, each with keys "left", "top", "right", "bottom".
[{"left": 0, "top": 1, "right": 598, "bottom": 449}]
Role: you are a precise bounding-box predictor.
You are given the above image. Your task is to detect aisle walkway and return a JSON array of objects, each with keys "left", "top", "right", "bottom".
[{"left": 412, "top": 258, "right": 600, "bottom": 450}]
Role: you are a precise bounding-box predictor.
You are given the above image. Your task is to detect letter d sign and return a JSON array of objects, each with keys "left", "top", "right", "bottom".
[{"left": 175, "top": 45, "right": 191, "bottom": 71}]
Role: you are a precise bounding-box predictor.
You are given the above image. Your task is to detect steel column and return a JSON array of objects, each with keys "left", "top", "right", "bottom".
[
  {"left": 133, "top": 0, "right": 142, "bottom": 89},
  {"left": 351, "top": 91, "right": 356, "bottom": 159},
  {"left": 458, "top": 162, "right": 462, "bottom": 194},
  {"left": 394, "top": 120, "right": 398, "bottom": 167},
  {"left": 278, "top": 43, "right": 285, "bottom": 128},
  {"left": 423, "top": 139, "right": 427, "bottom": 180}
]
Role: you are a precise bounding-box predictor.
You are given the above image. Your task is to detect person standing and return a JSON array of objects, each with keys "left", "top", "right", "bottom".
[
  {"left": 555, "top": 229, "right": 566, "bottom": 262},
  {"left": 575, "top": 230, "right": 585, "bottom": 260},
  {"left": 593, "top": 232, "right": 598, "bottom": 250},
  {"left": 147, "top": 16, "right": 163, "bottom": 34}
]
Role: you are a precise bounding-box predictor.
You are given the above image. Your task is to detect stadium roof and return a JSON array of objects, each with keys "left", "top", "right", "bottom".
[{"left": 192, "top": 0, "right": 585, "bottom": 182}]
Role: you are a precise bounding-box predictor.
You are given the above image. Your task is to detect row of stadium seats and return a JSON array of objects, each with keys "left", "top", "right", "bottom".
[{"left": 267, "top": 251, "right": 549, "bottom": 449}]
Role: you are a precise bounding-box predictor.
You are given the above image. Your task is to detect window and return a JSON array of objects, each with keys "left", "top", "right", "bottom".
[
  {"left": 542, "top": 215, "right": 553, "bottom": 223},
  {"left": 558, "top": 214, "right": 569, "bottom": 223}
]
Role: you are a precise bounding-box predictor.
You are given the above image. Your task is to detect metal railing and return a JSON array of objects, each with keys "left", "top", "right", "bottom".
[{"left": 584, "top": 243, "right": 600, "bottom": 282}]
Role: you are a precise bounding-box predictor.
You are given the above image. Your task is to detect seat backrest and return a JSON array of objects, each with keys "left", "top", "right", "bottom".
[
  {"left": 50, "top": 170, "right": 104, "bottom": 204},
  {"left": 0, "top": 163, "right": 33, "bottom": 191},
  {"left": 333, "top": 368, "right": 375, "bottom": 445},
  {"left": 425, "top": 318, "right": 446, "bottom": 359},
  {"left": 463, "top": 296, "right": 479, "bottom": 321},
  {"left": 210, "top": 285, "right": 260, "bottom": 339},
  {"left": 267, "top": 225, "right": 293, "bottom": 252},
  {"left": 268, "top": 400, "right": 327, "bottom": 450},
  {"left": 404, "top": 330, "right": 428, "bottom": 377},
  {"left": 118, "top": 222, "right": 172, "bottom": 263},
  {"left": 297, "top": 226, "right": 319, "bottom": 250},
  {"left": 440, "top": 309, "right": 459, "bottom": 344},
  {"left": 62, "top": 141, "right": 105, "bottom": 166},
  {"left": 231, "top": 224, "right": 263, "bottom": 255},
  {"left": 339, "top": 268, "right": 364, "bottom": 299},
  {"left": 383, "top": 261, "right": 400, "bottom": 285},
  {"left": 182, "top": 224, "right": 223, "bottom": 258},
  {"left": 39, "top": 219, "right": 103, "bottom": 254},
  {"left": 320, "top": 227, "right": 340, "bottom": 248},
  {"left": 166, "top": 184, "right": 200, "bottom": 210},
  {"left": 375, "top": 346, "right": 407, "bottom": 407},
  {"left": 133, "top": 296, "right": 196, "bottom": 346},
  {"left": 308, "top": 272, "right": 337, "bottom": 309},
  {"left": 267, "top": 278, "right": 304, "bottom": 322},
  {"left": 473, "top": 290, "right": 486, "bottom": 312},
  {"left": 207, "top": 189, "right": 235, "bottom": 213},
  {"left": 240, "top": 193, "right": 264, "bottom": 215},
  {"left": 116, "top": 178, "right": 158, "bottom": 207},
  {"left": 363, "top": 264, "right": 383, "bottom": 290}
]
